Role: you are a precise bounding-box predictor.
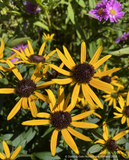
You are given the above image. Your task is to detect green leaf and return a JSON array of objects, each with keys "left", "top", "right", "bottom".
[
  {"left": 41, "top": 127, "right": 54, "bottom": 138},
  {"left": 88, "top": 42, "right": 97, "bottom": 59},
  {"left": 116, "top": 137, "right": 126, "bottom": 144},
  {"left": 76, "top": 0, "right": 86, "bottom": 8},
  {"left": 104, "top": 47, "right": 129, "bottom": 56},
  {"left": 89, "top": 0, "right": 96, "bottom": 9},
  {"left": 0, "top": 78, "right": 8, "bottom": 85},
  {"left": 2, "top": 134, "right": 13, "bottom": 140},
  {"left": 33, "top": 152, "right": 60, "bottom": 160},
  {"left": 7, "top": 37, "right": 30, "bottom": 47},
  {"left": 67, "top": 3, "right": 75, "bottom": 24},
  {"left": 34, "top": 21, "right": 49, "bottom": 31},
  {"left": 87, "top": 144, "right": 103, "bottom": 154}
]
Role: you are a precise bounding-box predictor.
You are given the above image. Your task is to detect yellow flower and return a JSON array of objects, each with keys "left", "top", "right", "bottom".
[
  {"left": 87, "top": 154, "right": 98, "bottom": 160},
  {"left": 76, "top": 94, "right": 101, "bottom": 121},
  {"left": 113, "top": 91, "right": 129, "bottom": 126},
  {"left": 0, "top": 60, "right": 54, "bottom": 120},
  {"left": 49, "top": 42, "right": 115, "bottom": 109},
  {"left": 22, "top": 86, "right": 98, "bottom": 156},
  {"left": 0, "top": 38, "right": 4, "bottom": 59},
  {"left": 43, "top": 33, "right": 55, "bottom": 42},
  {"left": 103, "top": 87, "right": 127, "bottom": 108},
  {"left": 97, "top": 64, "right": 124, "bottom": 89},
  {"left": 0, "top": 141, "right": 21, "bottom": 160},
  {"left": 95, "top": 121, "right": 129, "bottom": 158}
]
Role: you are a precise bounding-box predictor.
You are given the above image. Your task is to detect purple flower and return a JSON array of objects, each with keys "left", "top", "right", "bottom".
[
  {"left": 11, "top": 44, "right": 28, "bottom": 63},
  {"left": 106, "top": 0, "right": 125, "bottom": 23},
  {"left": 114, "top": 32, "right": 129, "bottom": 44},
  {"left": 25, "top": 1, "right": 41, "bottom": 14}
]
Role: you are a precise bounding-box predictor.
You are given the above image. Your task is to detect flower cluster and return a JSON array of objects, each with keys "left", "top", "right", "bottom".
[
  {"left": 89, "top": 0, "right": 125, "bottom": 22},
  {"left": 115, "top": 32, "right": 129, "bottom": 43}
]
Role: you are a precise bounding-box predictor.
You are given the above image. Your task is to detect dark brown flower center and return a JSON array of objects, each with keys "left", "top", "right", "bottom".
[
  {"left": 101, "top": 76, "right": 111, "bottom": 83},
  {"left": 105, "top": 139, "right": 118, "bottom": 152},
  {"left": 5, "top": 159, "right": 11, "bottom": 160},
  {"left": 47, "top": 69, "right": 58, "bottom": 78},
  {"left": 51, "top": 111, "right": 72, "bottom": 129},
  {"left": 84, "top": 105, "right": 90, "bottom": 111},
  {"left": 73, "top": 63, "right": 94, "bottom": 83},
  {"left": 97, "top": 8, "right": 104, "bottom": 15},
  {"left": 16, "top": 78, "right": 36, "bottom": 97},
  {"left": 29, "top": 55, "right": 45, "bottom": 63},
  {"left": 123, "top": 106, "right": 129, "bottom": 117}
]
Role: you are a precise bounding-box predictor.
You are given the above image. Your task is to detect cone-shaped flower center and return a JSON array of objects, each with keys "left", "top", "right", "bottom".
[
  {"left": 98, "top": 8, "right": 104, "bottom": 15},
  {"left": 29, "top": 55, "right": 45, "bottom": 63},
  {"left": 16, "top": 78, "right": 36, "bottom": 97},
  {"left": 101, "top": 75, "right": 111, "bottom": 83},
  {"left": 73, "top": 63, "right": 95, "bottom": 83},
  {"left": 84, "top": 105, "right": 90, "bottom": 111},
  {"left": 51, "top": 111, "right": 72, "bottom": 129},
  {"left": 110, "top": 9, "right": 116, "bottom": 16},
  {"left": 123, "top": 106, "right": 129, "bottom": 117},
  {"left": 105, "top": 139, "right": 118, "bottom": 152}
]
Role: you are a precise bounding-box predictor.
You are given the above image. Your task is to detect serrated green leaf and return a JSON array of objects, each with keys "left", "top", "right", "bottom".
[{"left": 34, "top": 21, "right": 49, "bottom": 31}]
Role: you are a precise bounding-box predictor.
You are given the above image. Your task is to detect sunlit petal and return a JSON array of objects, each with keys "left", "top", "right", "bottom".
[
  {"left": 117, "top": 149, "right": 126, "bottom": 158},
  {"left": 27, "top": 40, "right": 34, "bottom": 55},
  {"left": 37, "top": 112, "right": 51, "bottom": 118},
  {"left": 0, "top": 153, "right": 5, "bottom": 159},
  {"left": 71, "top": 122, "right": 98, "bottom": 128},
  {"left": 58, "top": 86, "right": 64, "bottom": 111},
  {"left": 103, "top": 121, "right": 109, "bottom": 141},
  {"left": 28, "top": 97, "right": 37, "bottom": 117},
  {"left": 22, "top": 119, "right": 50, "bottom": 125},
  {"left": 95, "top": 139, "right": 105, "bottom": 144},
  {"left": 11, "top": 146, "right": 21, "bottom": 159},
  {"left": 121, "top": 116, "right": 126, "bottom": 124},
  {"left": 80, "top": 42, "right": 86, "bottom": 63},
  {"left": 3, "top": 141, "right": 10, "bottom": 158},
  {"left": 52, "top": 78, "right": 73, "bottom": 85},
  {"left": 36, "top": 81, "right": 55, "bottom": 89},
  {"left": 38, "top": 42, "right": 46, "bottom": 56},
  {"left": 113, "top": 130, "right": 129, "bottom": 141},
  {"left": 63, "top": 93, "right": 71, "bottom": 110},
  {"left": 34, "top": 91, "right": 50, "bottom": 103},
  {"left": 98, "top": 149, "right": 107, "bottom": 158},
  {"left": 0, "top": 88, "right": 15, "bottom": 94}
]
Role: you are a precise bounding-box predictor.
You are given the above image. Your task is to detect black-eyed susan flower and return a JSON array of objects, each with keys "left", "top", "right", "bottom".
[
  {"left": 49, "top": 42, "right": 116, "bottom": 109},
  {"left": 103, "top": 87, "right": 127, "bottom": 108},
  {"left": 76, "top": 94, "right": 101, "bottom": 121},
  {"left": 113, "top": 91, "right": 129, "bottom": 126},
  {"left": 43, "top": 33, "right": 55, "bottom": 42},
  {"left": 97, "top": 64, "right": 124, "bottom": 89},
  {"left": 95, "top": 121, "right": 129, "bottom": 158},
  {"left": 0, "top": 141, "right": 21, "bottom": 160},
  {"left": 0, "top": 60, "right": 54, "bottom": 120},
  {"left": 22, "top": 86, "right": 98, "bottom": 156}
]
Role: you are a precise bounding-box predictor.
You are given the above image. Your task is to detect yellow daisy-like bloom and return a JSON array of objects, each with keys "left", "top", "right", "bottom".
[
  {"left": 0, "top": 60, "right": 54, "bottom": 120},
  {"left": 22, "top": 86, "right": 99, "bottom": 156},
  {"left": 95, "top": 121, "right": 129, "bottom": 158},
  {"left": 97, "top": 64, "right": 124, "bottom": 89},
  {"left": 0, "top": 141, "right": 21, "bottom": 160},
  {"left": 43, "top": 33, "right": 55, "bottom": 42},
  {"left": 103, "top": 87, "right": 127, "bottom": 108},
  {"left": 76, "top": 94, "right": 101, "bottom": 121},
  {"left": 49, "top": 42, "right": 116, "bottom": 109},
  {"left": 113, "top": 91, "right": 129, "bottom": 127}
]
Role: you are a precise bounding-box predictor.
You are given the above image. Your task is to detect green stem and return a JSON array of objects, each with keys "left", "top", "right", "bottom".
[{"left": 45, "top": 10, "right": 51, "bottom": 32}]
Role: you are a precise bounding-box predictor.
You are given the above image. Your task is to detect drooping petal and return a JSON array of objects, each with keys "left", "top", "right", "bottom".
[
  {"left": 93, "top": 112, "right": 101, "bottom": 119},
  {"left": 27, "top": 40, "right": 34, "bottom": 55},
  {"left": 31, "top": 63, "right": 42, "bottom": 81},
  {"left": 11, "top": 146, "right": 21, "bottom": 159},
  {"left": 117, "top": 149, "right": 126, "bottom": 158},
  {"left": 52, "top": 78, "right": 73, "bottom": 85},
  {"left": 7, "top": 98, "right": 23, "bottom": 121},
  {"left": 71, "top": 122, "right": 98, "bottom": 128},
  {"left": 98, "top": 149, "right": 107, "bottom": 158},
  {"left": 46, "top": 89, "right": 56, "bottom": 111},
  {"left": 72, "top": 110, "right": 94, "bottom": 121},
  {"left": 22, "top": 97, "right": 29, "bottom": 109},
  {"left": 67, "top": 126, "right": 92, "bottom": 141},
  {"left": 95, "top": 139, "right": 105, "bottom": 144},
  {"left": 89, "top": 46, "right": 102, "bottom": 65},
  {"left": 3, "top": 141, "right": 10, "bottom": 158},
  {"left": 6, "top": 60, "right": 23, "bottom": 80},
  {"left": 45, "top": 50, "right": 56, "bottom": 61},
  {"left": 37, "top": 112, "right": 51, "bottom": 118},
  {"left": 63, "top": 46, "right": 76, "bottom": 66},
  {"left": 38, "top": 42, "right": 46, "bottom": 56},
  {"left": 28, "top": 96, "right": 37, "bottom": 117},
  {"left": 113, "top": 130, "right": 129, "bottom": 141},
  {"left": 118, "top": 96, "right": 125, "bottom": 110},
  {"left": 103, "top": 121, "right": 109, "bottom": 141},
  {"left": 50, "top": 129, "right": 59, "bottom": 156},
  {"left": 0, "top": 88, "right": 15, "bottom": 94},
  {"left": 121, "top": 116, "right": 126, "bottom": 124},
  {"left": 22, "top": 119, "right": 50, "bottom": 125},
  {"left": 61, "top": 128, "right": 79, "bottom": 154},
  {"left": 58, "top": 86, "right": 64, "bottom": 111},
  {"left": 34, "top": 91, "right": 50, "bottom": 103},
  {"left": 36, "top": 81, "right": 55, "bottom": 89},
  {"left": 0, "top": 153, "right": 5, "bottom": 159},
  {"left": 80, "top": 42, "right": 86, "bottom": 63}
]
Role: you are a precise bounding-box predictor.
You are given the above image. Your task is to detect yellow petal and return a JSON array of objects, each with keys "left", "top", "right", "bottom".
[
  {"left": 95, "top": 139, "right": 105, "bottom": 144},
  {"left": 80, "top": 42, "right": 86, "bottom": 63},
  {"left": 7, "top": 98, "right": 22, "bottom": 121},
  {"left": 118, "top": 96, "right": 125, "bottom": 110},
  {"left": 50, "top": 129, "right": 59, "bottom": 156},
  {"left": 0, "top": 88, "right": 15, "bottom": 94},
  {"left": 37, "top": 112, "right": 51, "bottom": 118},
  {"left": 90, "top": 78, "right": 114, "bottom": 93},
  {"left": 56, "top": 48, "right": 74, "bottom": 70},
  {"left": 0, "top": 38, "right": 4, "bottom": 58},
  {"left": 98, "top": 149, "right": 107, "bottom": 158},
  {"left": 63, "top": 93, "right": 71, "bottom": 110},
  {"left": 3, "top": 141, "right": 10, "bottom": 158},
  {"left": 28, "top": 97, "right": 37, "bottom": 117},
  {"left": 93, "top": 55, "right": 112, "bottom": 69},
  {"left": 27, "top": 40, "right": 34, "bottom": 55},
  {"left": 11, "top": 146, "right": 21, "bottom": 159},
  {"left": 117, "top": 149, "right": 126, "bottom": 158},
  {"left": 24, "top": 47, "right": 31, "bottom": 57},
  {"left": 103, "top": 64, "right": 107, "bottom": 71},
  {"left": 71, "top": 122, "right": 98, "bottom": 128},
  {"left": 61, "top": 128, "right": 79, "bottom": 154},
  {"left": 113, "top": 112, "right": 123, "bottom": 118},
  {"left": 72, "top": 110, "right": 94, "bottom": 121},
  {"left": 103, "top": 121, "right": 109, "bottom": 141},
  {"left": 0, "top": 153, "right": 5, "bottom": 159},
  {"left": 22, "top": 119, "right": 50, "bottom": 125},
  {"left": 58, "top": 86, "right": 64, "bottom": 111},
  {"left": 121, "top": 116, "right": 126, "bottom": 124},
  {"left": 45, "top": 50, "right": 56, "bottom": 61},
  {"left": 63, "top": 46, "right": 76, "bottom": 66},
  {"left": 36, "top": 81, "right": 55, "bottom": 89},
  {"left": 126, "top": 91, "right": 129, "bottom": 106},
  {"left": 46, "top": 89, "right": 56, "bottom": 111},
  {"left": 67, "top": 126, "right": 92, "bottom": 141},
  {"left": 113, "top": 130, "right": 129, "bottom": 141},
  {"left": 89, "top": 46, "right": 102, "bottom": 65},
  {"left": 52, "top": 78, "right": 73, "bottom": 85},
  {"left": 87, "top": 154, "right": 98, "bottom": 160},
  {"left": 31, "top": 63, "right": 42, "bottom": 81},
  {"left": 38, "top": 42, "right": 46, "bottom": 56},
  {"left": 6, "top": 60, "right": 23, "bottom": 80},
  {"left": 34, "top": 91, "right": 50, "bottom": 103},
  {"left": 127, "top": 118, "right": 129, "bottom": 127},
  {"left": 93, "top": 112, "right": 101, "bottom": 119},
  {"left": 22, "top": 97, "right": 29, "bottom": 109}
]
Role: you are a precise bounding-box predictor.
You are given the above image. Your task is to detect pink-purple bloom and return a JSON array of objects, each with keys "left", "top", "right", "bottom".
[
  {"left": 115, "top": 32, "right": 129, "bottom": 44},
  {"left": 89, "top": 0, "right": 125, "bottom": 23},
  {"left": 25, "top": 1, "right": 41, "bottom": 14}
]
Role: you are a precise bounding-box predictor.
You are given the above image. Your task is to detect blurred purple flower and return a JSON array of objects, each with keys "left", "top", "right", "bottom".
[
  {"left": 25, "top": 1, "right": 41, "bottom": 14},
  {"left": 114, "top": 32, "right": 129, "bottom": 44},
  {"left": 11, "top": 44, "right": 28, "bottom": 63},
  {"left": 106, "top": 0, "right": 125, "bottom": 23}
]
